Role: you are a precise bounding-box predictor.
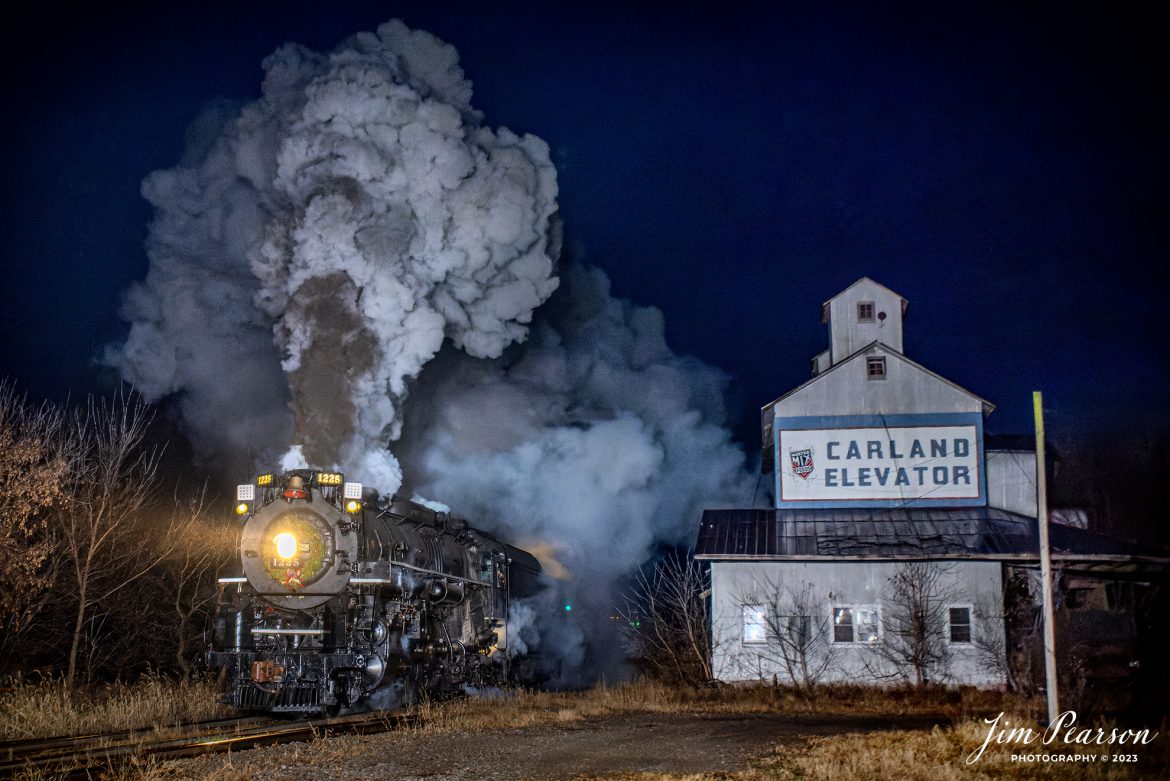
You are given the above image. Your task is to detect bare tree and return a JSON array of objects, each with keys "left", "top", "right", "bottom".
[
  {"left": 871, "top": 561, "right": 957, "bottom": 686},
  {"left": 0, "top": 382, "right": 76, "bottom": 668},
  {"left": 734, "top": 577, "right": 835, "bottom": 690},
  {"left": 619, "top": 556, "right": 713, "bottom": 684},
  {"left": 973, "top": 594, "right": 1009, "bottom": 686},
  {"left": 161, "top": 490, "right": 238, "bottom": 679},
  {"left": 999, "top": 566, "right": 1043, "bottom": 693},
  {"left": 56, "top": 391, "right": 174, "bottom": 686}
]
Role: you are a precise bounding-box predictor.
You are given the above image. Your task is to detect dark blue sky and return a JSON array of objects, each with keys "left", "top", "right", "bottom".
[{"left": 1, "top": 1, "right": 1166, "bottom": 452}]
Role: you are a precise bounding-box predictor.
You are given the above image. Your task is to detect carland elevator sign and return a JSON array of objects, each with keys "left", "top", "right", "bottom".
[{"left": 776, "top": 412, "right": 986, "bottom": 508}]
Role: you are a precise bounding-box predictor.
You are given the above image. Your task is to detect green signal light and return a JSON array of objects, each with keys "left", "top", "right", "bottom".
[{"left": 564, "top": 603, "right": 572, "bottom": 612}]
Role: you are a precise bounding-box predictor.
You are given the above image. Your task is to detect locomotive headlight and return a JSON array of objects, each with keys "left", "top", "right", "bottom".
[
  {"left": 259, "top": 513, "right": 331, "bottom": 592},
  {"left": 274, "top": 532, "right": 298, "bottom": 560}
]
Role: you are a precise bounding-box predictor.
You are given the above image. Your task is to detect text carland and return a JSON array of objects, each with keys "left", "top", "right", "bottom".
[{"left": 823, "top": 437, "right": 972, "bottom": 489}]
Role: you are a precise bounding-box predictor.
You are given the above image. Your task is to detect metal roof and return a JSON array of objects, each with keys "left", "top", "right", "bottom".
[
  {"left": 694, "top": 507, "right": 1170, "bottom": 567},
  {"left": 820, "top": 276, "right": 908, "bottom": 311}
]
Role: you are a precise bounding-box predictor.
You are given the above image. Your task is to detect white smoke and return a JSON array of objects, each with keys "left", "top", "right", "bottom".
[
  {"left": 106, "top": 20, "right": 560, "bottom": 486},
  {"left": 280, "top": 444, "right": 309, "bottom": 472},
  {"left": 108, "top": 19, "right": 754, "bottom": 683},
  {"left": 106, "top": 100, "right": 295, "bottom": 466},
  {"left": 397, "top": 264, "right": 754, "bottom": 680},
  {"left": 504, "top": 600, "right": 541, "bottom": 658}
]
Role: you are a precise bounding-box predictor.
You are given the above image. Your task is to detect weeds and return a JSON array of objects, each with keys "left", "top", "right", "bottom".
[
  {"left": 407, "top": 678, "right": 1033, "bottom": 736},
  {"left": 6, "top": 677, "right": 1127, "bottom": 781},
  {"left": 0, "top": 672, "right": 228, "bottom": 740},
  {"left": 0, "top": 675, "right": 1032, "bottom": 739},
  {"left": 752, "top": 715, "right": 1169, "bottom": 781},
  {"left": 572, "top": 713, "right": 1169, "bottom": 781}
]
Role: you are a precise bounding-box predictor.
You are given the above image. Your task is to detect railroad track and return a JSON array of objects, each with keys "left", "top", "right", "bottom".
[{"left": 0, "top": 710, "right": 417, "bottom": 779}]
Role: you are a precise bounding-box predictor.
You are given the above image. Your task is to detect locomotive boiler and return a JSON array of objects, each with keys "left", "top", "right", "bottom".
[{"left": 207, "top": 468, "right": 542, "bottom": 713}]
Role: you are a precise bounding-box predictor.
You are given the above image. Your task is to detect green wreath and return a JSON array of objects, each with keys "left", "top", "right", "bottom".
[{"left": 262, "top": 513, "right": 328, "bottom": 590}]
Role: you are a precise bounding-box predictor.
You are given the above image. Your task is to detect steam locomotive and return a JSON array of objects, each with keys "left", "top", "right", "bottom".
[{"left": 207, "top": 468, "right": 542, "bottom": 713}]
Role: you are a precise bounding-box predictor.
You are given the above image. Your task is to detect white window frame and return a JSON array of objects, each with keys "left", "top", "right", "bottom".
[
  {"left": 865, "top": 356, "right": 887, "bottom": 380},
  {"left": 946, "top": 604, "right": 974, "bottom": 644},
  {"left": 831, "top": 604, "right": 881, "bottom": 644},
  {"left": 857, "top": 300, "right": 876, "bottom": 323},
  {"left": 742, "top": 604, "right": 767, "bottom": 645}
]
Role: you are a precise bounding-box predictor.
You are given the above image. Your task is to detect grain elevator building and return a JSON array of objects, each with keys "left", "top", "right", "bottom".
[{"left": 696, "top": 278, "right": 1167, "bottom": 688}]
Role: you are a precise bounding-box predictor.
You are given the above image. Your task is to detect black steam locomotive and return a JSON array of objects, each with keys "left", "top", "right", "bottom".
[{"left": 207, "top": 468, "right": 542, "bottom": 713}]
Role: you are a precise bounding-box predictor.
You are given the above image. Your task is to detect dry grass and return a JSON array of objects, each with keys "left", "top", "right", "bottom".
[
  {"left": 0, "top": 674, "right": 1027, "bottom": 743},
  {"left": 9, "top": 677, "right": 1141, "bottom": 781},
  {"left": 0, "top": 673, "right": 229, "bottom": 740},
  {"left": 413, "top": 683, "right": 1161, "bottom": 781},
  {"left": 753, "top": 717, "right": 1169, "bottom": 781},
  {"left": 573, "top": 713, "right": 1169, "bottom": 781},
  {"left": 411, "top": 679, "right": 1034, "bottom": 735}
]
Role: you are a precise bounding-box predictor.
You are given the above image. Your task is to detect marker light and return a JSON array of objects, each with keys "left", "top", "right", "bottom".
[
  {"left": 235, "top": 502, "right": 250, "bottom": 516},
  {"left": 345, "top": 499, "right": 362, "bottom": 514},
  {"left": 274, "top": 532, "right": 298, "bottom": 560}
]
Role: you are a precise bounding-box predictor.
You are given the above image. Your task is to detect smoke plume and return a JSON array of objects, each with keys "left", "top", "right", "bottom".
[
  {"left": 108, "top": 19, "right": 753, "bottom": 682},
  {"left": 107, "top": 20, "right": 560, "bottom": 487},
  {"left": 397, "top": 264, "right": 754, "bottom": 679}
]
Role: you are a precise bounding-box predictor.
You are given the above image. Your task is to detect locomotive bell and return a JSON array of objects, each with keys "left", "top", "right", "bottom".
[{"left": 283, "top": 474, "right": 308, "bottom": 500}]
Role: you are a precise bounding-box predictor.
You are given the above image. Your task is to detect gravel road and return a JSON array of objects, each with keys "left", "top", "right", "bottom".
[{"left": 167, "top": 711, "right": 944, "bottom": 780}]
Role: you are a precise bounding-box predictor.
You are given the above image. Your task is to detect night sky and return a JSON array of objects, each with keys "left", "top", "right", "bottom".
[{"left": 2, "top": 1, "right": 1166, "bottom": 455}]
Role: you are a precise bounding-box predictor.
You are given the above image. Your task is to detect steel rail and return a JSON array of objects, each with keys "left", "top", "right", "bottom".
[
  {"left": 0, "top": 710, "right": 416, "bottom": 779},
  {"left": 0, "top": 715, "right": 269, "bottom": 758}
]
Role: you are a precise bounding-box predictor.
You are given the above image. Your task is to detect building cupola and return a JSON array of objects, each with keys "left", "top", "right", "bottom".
[{"left": 818, "top": 277, "right": 908, "bottom": 371}]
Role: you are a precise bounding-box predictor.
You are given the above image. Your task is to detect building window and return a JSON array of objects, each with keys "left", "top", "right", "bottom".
[
  {"left": 743, "top": 605, "right": 767, "bottom": 645},
  {"left": 857, "top": 301, "right": 875, "bottom": 322},
  {"left": 866, "top": 356, "right": 886, "bottom": 379},
  {"left": 831, "top": 605, "right": 880, "bottom": 643},
  {"left": 948, "top": 606, "right": 973, "bottom": 643}
]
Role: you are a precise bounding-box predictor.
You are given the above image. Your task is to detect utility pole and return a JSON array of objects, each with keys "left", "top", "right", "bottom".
[{"left": 1034, "top": 391, "right": 1059, "bottom": 723}]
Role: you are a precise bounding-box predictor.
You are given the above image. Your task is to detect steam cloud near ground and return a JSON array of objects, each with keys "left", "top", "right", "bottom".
[
  {"left": 107, "top": 19, "right": 753, "bottom": 682},
  {"left": 398, "top": 264, "right": 754, "bottom": 677}
]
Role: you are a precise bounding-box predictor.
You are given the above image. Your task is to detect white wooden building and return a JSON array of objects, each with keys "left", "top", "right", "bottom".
[{"left": 696, "top": 278, "right": 1164, "bottom": 688}]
